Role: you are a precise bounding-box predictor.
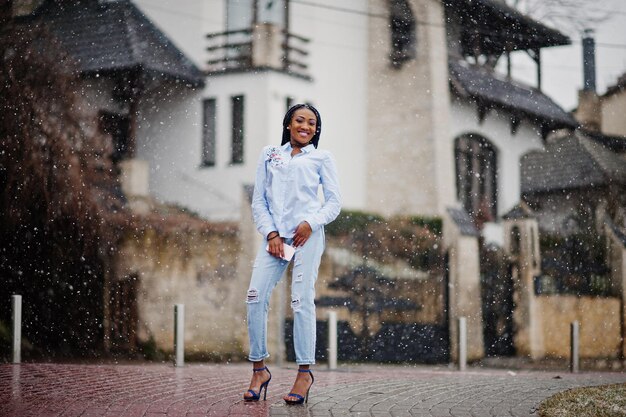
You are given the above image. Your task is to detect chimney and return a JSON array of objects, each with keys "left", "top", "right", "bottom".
[
  {"left": 582, "top": 29, "right": 596, "bottom": 92},
  {"left": 574, "top": 29, "right": 601, "bottom": 131}
]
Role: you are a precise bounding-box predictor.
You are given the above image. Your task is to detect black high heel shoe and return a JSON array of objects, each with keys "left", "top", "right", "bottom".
[
  {"left": 284, "top": 369, "right": 314, "bottom": 405},
  {"left": 243, "top": 366, "right": 272, "bottom": 401}
]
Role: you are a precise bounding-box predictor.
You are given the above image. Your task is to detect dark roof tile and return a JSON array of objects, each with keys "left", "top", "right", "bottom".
[
  {"left": 443, "top": 0, "right": 570, "bottom": 54},
  {"left": 450, "top": 59, "right": 577, "bottom": 129},
  {"left": 23, "top": 0, "right": 204, "bottom": 86},
  {"left": 502, "top": 203, "right": 535, "bottom": 220},
  {"left": 582, "top": 129, "right": 626, "bottom": 152},
  {"left": 521, "top": 130, "right": 626, "bottom": 194}
]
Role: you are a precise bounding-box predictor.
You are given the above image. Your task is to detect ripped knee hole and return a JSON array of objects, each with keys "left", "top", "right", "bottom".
[
  {"left": 246, "top": 288, "right": 259, "bottom": 303},
  {"left": 291, "top": 297, "right": 302, "bottom": 312}
]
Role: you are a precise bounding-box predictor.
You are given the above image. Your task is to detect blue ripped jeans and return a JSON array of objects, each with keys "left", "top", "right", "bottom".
[{"left": 246, "top": 229, "right": 325, "bottom": 365}]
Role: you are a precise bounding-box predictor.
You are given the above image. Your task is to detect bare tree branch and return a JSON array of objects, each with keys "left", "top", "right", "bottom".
[
  {"left": 504, "top": 0, "right": 614, "bottom": 36},
  {"left": 0, "top": 21, "right": 126, "bottom": 356}
]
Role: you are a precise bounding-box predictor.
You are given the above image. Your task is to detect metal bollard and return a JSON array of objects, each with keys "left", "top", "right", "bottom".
[
  {"left": 174, "top": 304, "right": 185, "bottom": 367},
  {"left": 327, "top": 310, "right": 337, "bottom": 370},
  {"left": 12, "top": 295, "right": 22, "bottom": 364},
  {"left": 570, "top": 321, "right": 579, "bottom": 373},
  {"left": 458, "top": 317, "right": 467, "bottom": 371}
]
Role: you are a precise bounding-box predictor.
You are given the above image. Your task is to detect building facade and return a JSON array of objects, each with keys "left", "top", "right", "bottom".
[
  {"left": 129, "top": 0, "right": 574, "bottom": 226},
  {"left": 19, "top": 0, "right": 609, "bottom": 362}
]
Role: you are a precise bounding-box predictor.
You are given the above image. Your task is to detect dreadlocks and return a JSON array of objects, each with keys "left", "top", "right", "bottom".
[{"left": 281, "top": 103, "right": 322, "bottom": 148}]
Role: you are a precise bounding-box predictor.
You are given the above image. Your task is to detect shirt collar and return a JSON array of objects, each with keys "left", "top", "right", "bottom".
[{"left": 282, "top": 142, "right": 315, "bottom": 153}]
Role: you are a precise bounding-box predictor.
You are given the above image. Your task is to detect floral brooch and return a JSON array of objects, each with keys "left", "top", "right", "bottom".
[{"left": 266, "top": 146, "right": 286, "bottom": 168}]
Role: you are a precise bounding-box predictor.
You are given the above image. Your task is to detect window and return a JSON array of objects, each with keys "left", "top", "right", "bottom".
[
  {"left": 202, "top": 98, "right": 217, "bottom": 167},
  {"left": 99, "top": 111, "right": 129, "bottom": 163},
  {"left": 455, "top": 134, "right": 498, "bottom": 224},
  {"left": 389, "top": 0, "right": 416, "bottom": 68},
  {"left": 258, "top": 0, "right": 287, "bottom": 27},
  {"left": 231, "top": 95, "right": 245, "bottom": 164},
  {"left": 227, "top": 0, "right": 287, "bottom": 28},
  {"left": 226, "top": 0, "right": 253, "bottom": 62},
  {"left": 286, "top": 96, "right": 294, "bottom": 112},
  {"left": 227, "top": 0, "right": 253, "bottom": 31}
]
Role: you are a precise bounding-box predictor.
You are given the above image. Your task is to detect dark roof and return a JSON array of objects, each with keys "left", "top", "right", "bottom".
[
  {"left": 603, "top": 73, "right": 626, "bottom": 98},
  {"left": 443, "top": 0, "right": 570, "bottom": 55},
  {"left": 502, "top": 204, "right": 535, "bottom": 220},
  {"left": 446, "top": 207, "right": 479, "bottom": 237},
  {"left": 582, "top": 129, "right": 626, "bottom": 153},
  {"left": 521, "top": 130, "right": 626, "bottom": 194},
  {"left": 20, "top": 0, "right": 204, "bottom": 87},
  {"left": 449, "top": 59, "right": 578, "bottom": 129}
]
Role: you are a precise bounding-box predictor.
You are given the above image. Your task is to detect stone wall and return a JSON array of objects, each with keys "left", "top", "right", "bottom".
[
  {"left": 447, "top": 235, "right": 484, "bottom": 361},
  {"left": 114, "top": 224, "right": 245, "bottom": 359},
  {"left": 443, "top": 209, "right": 484, "bottom": 362},
  {"left": 606, "top": 223, "right": 626, "bottom": 357},
  {"left": 502, "top": 217, "right": 544, "bottom": 358},
  {"left": 602, "top": 89, "right": 626, "bottom": 136},
  {"left": 575, "top": 90, "right": 601, "bottom": 131},
  {"left": 536, "top": 296, "right": 621, "bottom": 358}
]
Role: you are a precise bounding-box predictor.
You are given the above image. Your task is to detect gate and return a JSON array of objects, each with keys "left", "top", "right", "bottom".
[
  {"left": 285, "top": 263, "right": 450, "bottom": 364},
  {"left": 285, "top": 320, "right": 449, "bottom": 364},
  {"left": 480, "top": 250, "right": 515, "bottom": 356}
]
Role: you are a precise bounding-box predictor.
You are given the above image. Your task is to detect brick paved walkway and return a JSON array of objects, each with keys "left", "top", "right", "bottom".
[{"left": 1, "top": 362, "right": 625, "bottom": 416}]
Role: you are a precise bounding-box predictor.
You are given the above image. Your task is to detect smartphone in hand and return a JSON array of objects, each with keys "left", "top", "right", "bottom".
[{"left": 266, "top": 242, "right": 295, "bottom": 261}]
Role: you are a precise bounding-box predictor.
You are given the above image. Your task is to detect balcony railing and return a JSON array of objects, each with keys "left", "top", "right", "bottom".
[{"left": 206, "top": 24, "right": 310, "bottom": 77}]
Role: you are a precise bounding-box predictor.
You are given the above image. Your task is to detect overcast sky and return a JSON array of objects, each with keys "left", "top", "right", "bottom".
[{"left": 502, "top": 0, "right": 626, "bottom": 111}]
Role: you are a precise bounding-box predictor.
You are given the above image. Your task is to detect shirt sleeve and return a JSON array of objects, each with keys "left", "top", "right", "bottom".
[
  {"left": 305, "top": 151, "right": 342, "bottom": 231},
  {"left": 251, "top": 147, "right": 278, "bottom": 238}
]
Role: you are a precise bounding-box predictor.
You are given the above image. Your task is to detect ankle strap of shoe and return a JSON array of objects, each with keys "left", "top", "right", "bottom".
[{"left": 253, "top": 366, "right": 267, "bottom": 372}]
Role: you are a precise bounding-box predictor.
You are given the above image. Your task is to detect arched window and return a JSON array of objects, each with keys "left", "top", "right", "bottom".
[{"left": 454, "top": 134, "right": 498, "bottom": 224}]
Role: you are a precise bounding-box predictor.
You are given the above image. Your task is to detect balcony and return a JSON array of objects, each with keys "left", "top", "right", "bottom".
[{"left": 206, "top": 23, "right": 310, "bottom": 78}]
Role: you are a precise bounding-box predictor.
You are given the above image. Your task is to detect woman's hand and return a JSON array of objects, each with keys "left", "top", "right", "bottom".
[
  {"left": 293, "top": 221, "right": 312, "bottom": 247},
  {"left": 268, "top": 234, "right": 285, "bottom": 259}
]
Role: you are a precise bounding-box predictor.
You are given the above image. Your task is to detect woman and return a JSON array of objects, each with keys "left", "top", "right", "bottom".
[{"left": 243, "top": 104, "right": 341, "bottom": 405}]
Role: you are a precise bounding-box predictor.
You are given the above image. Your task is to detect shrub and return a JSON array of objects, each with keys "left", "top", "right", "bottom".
[{"left": 325, "top": 210, "right": 384, "bottom": 236}]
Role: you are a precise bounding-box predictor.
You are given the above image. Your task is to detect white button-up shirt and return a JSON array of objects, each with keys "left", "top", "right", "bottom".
[{"left": 252, "top": 143, "right": 342, "bottom": 239}]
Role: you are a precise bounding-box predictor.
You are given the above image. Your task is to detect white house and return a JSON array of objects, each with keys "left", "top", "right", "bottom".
[
  {"left": 125, "top": 0, "right": 576, "bottom": 229},
  {"left": 19, "top": 0, "right": 582, "bottom": 361},
  {"left": 121, "top": 0, "right": 368, "bottom": 221},
  {"left": 18, "top": 0, "right": 576, "bottom": 239}
]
